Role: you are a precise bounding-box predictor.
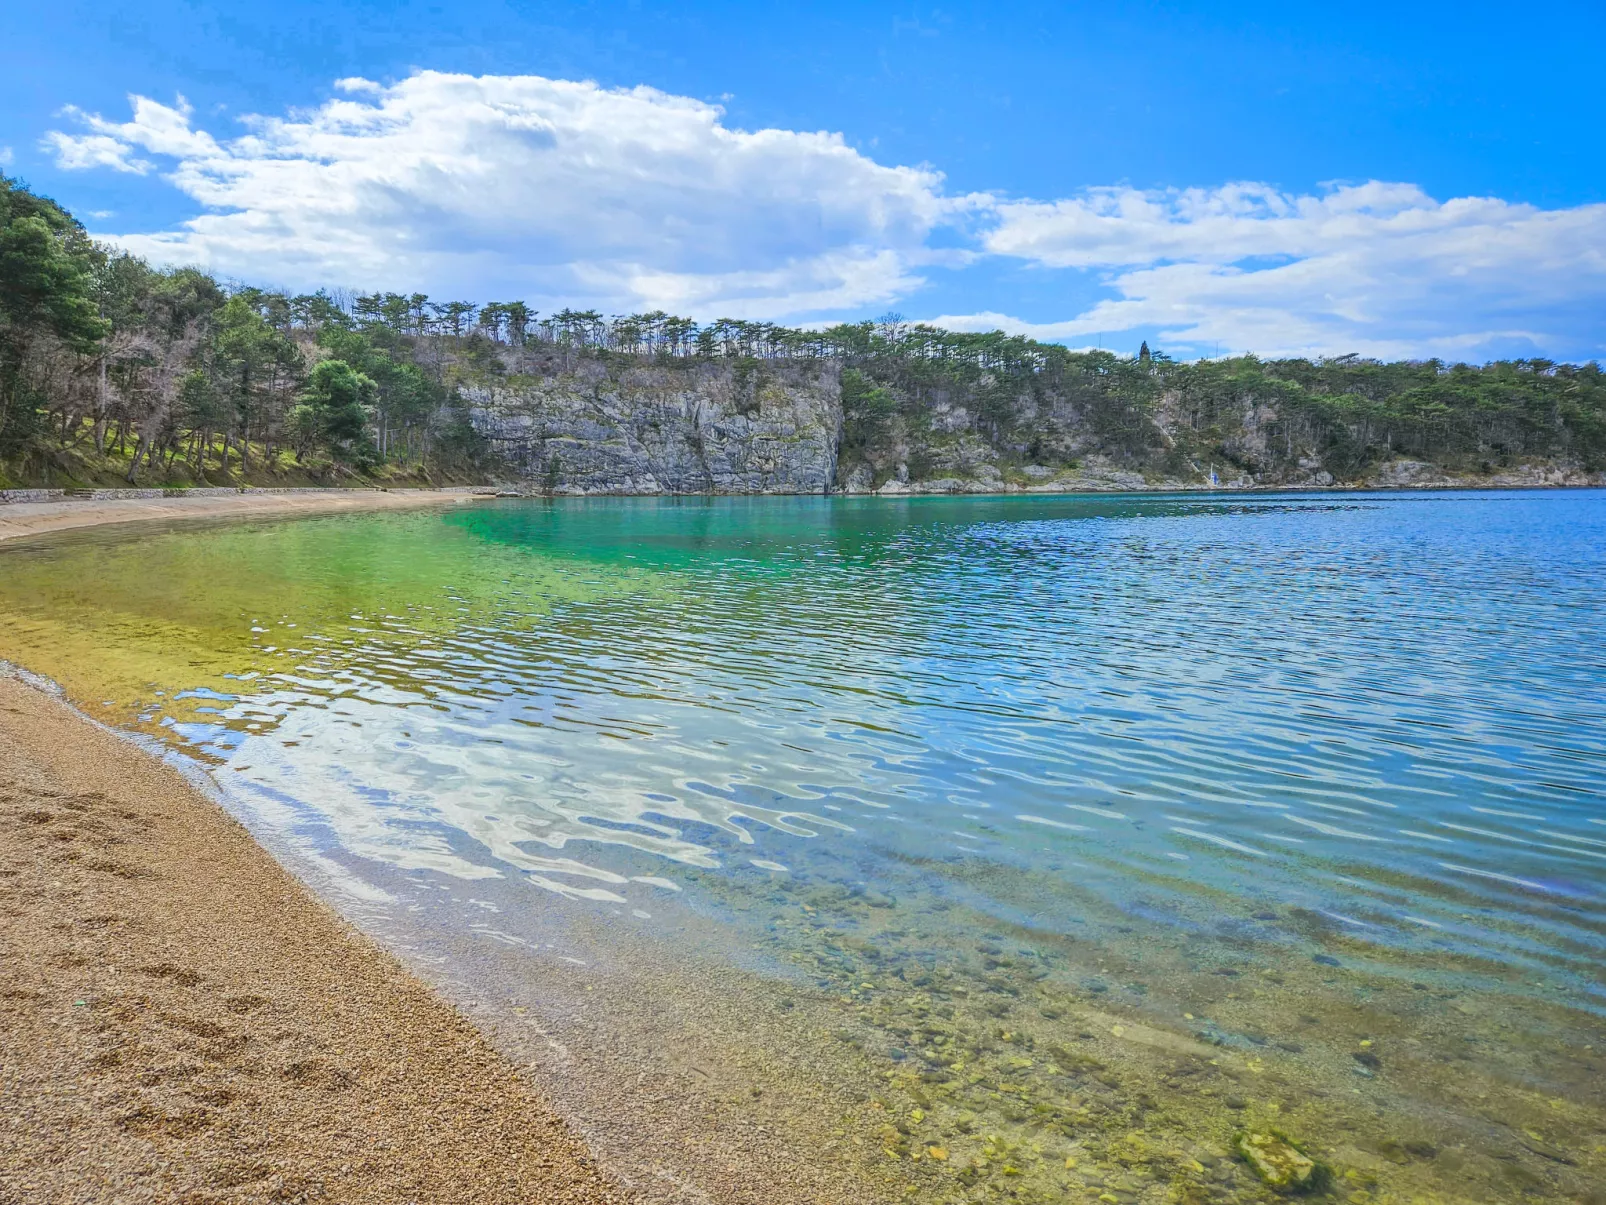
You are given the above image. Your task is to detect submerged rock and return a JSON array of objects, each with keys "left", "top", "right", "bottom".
[{"left": 1234, "top": 1130, "right": 1331, "bottom": 1194}]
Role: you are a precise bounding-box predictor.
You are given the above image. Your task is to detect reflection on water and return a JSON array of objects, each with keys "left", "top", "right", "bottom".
[{"left": 2, "top": 491, "right": 1604, "bottom": 1202}]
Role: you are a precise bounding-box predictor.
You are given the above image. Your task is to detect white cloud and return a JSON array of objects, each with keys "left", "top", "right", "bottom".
[
  {"left": 0, "top": 146, "right": 13, "bottom": 167},
  {"left": 42, "top": 96, "right": 222, "bottom": 174},
  {"left": 43, "top": 76, "right": 1606, "bottom": 358},
  {"left": 46, "top": 72, "right": 957, "bottom": 319},
  {"left": 963, "top": 182, "right": 1606, "bottom": 359},
  {"left": 984, "top": 181, "right": 1436, "bottom": 268},
  {"left": 43, "top": 131, "right": 152, "bottom": 174}
]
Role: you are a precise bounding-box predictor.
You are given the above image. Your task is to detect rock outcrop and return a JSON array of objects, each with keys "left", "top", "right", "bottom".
[
  {"left": 457, "top": 351, "right": 1603, "bottom": 496},
  {"left": 828, "top": 371, "right": 1606, "bottom": 495},
  {"left": 463, "top": 355, "right": 840, "bottom": 495}
]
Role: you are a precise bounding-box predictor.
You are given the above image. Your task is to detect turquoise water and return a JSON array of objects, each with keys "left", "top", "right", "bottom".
[
  {"left": 206, "top": 493, "right": 1603, "bottom": 981},
  {"left": 4, "top": 490, "right": 1604, "bottom": 1201}
]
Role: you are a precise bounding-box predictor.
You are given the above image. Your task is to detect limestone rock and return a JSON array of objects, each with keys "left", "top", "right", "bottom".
[{"left": 464, "top": 356, "right": 840, "bottom": 496}]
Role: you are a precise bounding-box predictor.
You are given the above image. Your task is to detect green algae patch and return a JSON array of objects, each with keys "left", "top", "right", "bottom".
[
  {"left": 1234, "top": 1129, "right": 1332, "bottom": 1195},
  {"left": 0, "top": 508, "right": 669, "bottom": 749}
]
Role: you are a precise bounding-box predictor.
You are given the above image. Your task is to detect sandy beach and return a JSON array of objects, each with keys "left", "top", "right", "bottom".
[
  {"left": 0, "top": 670, "right": 620, "bottom": 1205},
  {"left": 0, "top": 488, "right": 486, "bottom": 547}
]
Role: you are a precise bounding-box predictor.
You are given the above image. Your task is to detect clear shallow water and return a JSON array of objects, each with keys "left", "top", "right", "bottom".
[{"left": 3, "top": 491, "right": 1605, "bottom": 1202}]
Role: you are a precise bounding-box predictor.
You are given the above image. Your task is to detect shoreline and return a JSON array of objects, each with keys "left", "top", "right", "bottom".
[
  {"left": 0, "top": 668, "right": 622, "bottom": 1204},
  {"left": 0, "top": 654, "right": 904, "bottom": 1205},
  {"left": 1, "top": 474, "right": 1600, "bottom": 559},
  {"left": 0, "top": 486, "right": 490, "bottom": 546},
  {"left": 4, "top": 470, "right": 1601, "bottom": 552},
  {"left": 463, "top": 476, "right": 1606, "bottom": 501}
]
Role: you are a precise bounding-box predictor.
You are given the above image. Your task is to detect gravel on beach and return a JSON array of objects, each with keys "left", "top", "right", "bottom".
[{"left": 0, "top": 673, "right": 622, "bottom": 1205}]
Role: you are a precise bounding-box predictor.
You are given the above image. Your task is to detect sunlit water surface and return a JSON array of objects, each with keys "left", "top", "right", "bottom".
[{"left": 3, "top": 491, "right": 1603, "bottom": 1203}]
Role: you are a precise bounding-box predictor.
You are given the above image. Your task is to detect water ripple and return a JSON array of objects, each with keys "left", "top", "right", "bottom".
[{"left": 4, "top": 491, "right": 1604, "bottom": 989}]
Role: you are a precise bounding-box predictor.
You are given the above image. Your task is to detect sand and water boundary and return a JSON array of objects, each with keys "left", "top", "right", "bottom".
[
  {"left": 0, "top": 490, "right": 627, "bottom": 1203},
  {"left": 0, "top": 485, "right": 494, "bottom": 546},
  {"left": 0, "top": 494, "right": 892, "bottom": 1205},
  {"left": 0, "top": 668, "right": 623, "bottom": 1204}
]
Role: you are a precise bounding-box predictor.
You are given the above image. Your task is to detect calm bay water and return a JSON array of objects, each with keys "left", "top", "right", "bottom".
[{"left": 3, "top": 490, "right": 1604, "bottom": 1203}]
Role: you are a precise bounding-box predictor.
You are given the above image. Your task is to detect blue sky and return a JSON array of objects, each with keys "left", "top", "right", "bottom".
[{"left": 4, "top": 0, "right": 1604, "bottom": 360}]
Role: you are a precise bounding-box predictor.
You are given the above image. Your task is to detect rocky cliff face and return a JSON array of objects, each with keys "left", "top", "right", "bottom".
[
  {"left": 829, "top": 371, "right": 1606, "bottom": 495},
  {"left": 462, "top": 355, "right": 840, "bottom": 495},
  {"left": 460, "top": 352, "right": 1602, "bottom": 495},
  {"left": 831, "top": 370, "right": 1193, "bottom": 494}
]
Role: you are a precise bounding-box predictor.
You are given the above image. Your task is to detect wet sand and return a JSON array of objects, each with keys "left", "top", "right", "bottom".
[
  {"left": 0, "top": 487, "right": 485, "bottom": 546},
  {"left": 0, "top": 673, "right": 620, "bottom": 1205}
]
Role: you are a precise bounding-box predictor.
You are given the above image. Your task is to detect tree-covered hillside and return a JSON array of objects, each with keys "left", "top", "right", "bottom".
[
  {"left": 0, "top": 176, "right": 489, "bottom": 488},
  {"left": 3, "top": 174, "right": 1602, "bottom": 491},
  {"left": 824, "top": 322, "right": 1605, "bottom": 489}
]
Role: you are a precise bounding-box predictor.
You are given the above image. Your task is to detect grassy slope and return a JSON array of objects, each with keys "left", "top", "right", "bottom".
[{"left": 1, "top": 424, "right": 479, "bottom": 490}]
